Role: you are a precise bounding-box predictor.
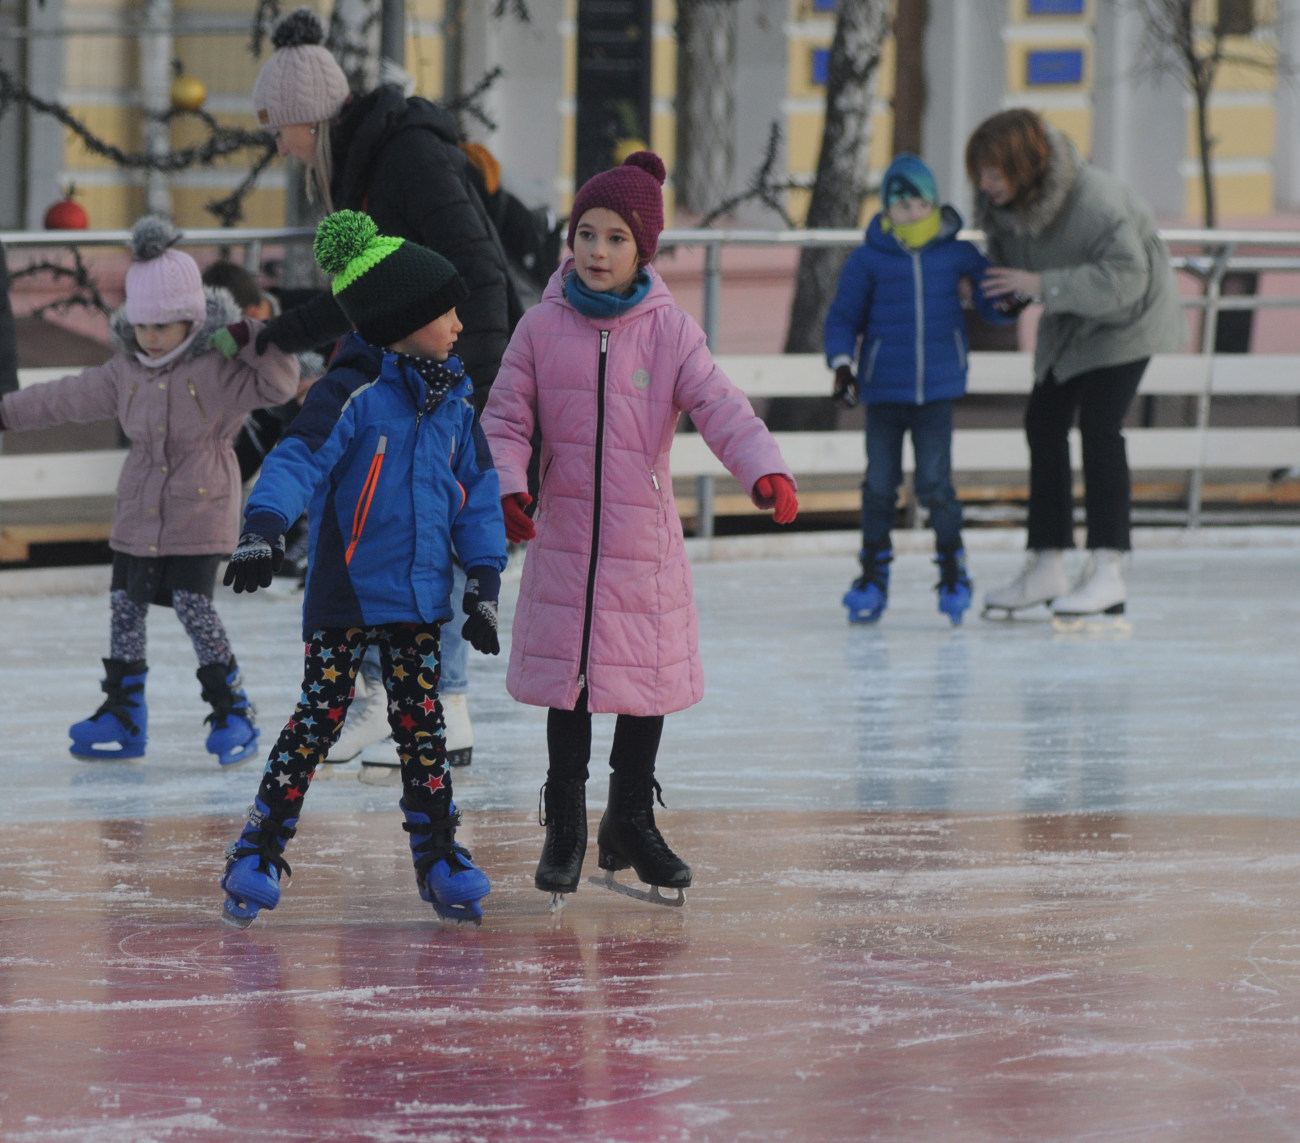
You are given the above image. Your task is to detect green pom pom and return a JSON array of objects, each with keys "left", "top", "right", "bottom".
[{"left": 314, "top": 211, "right": 378, "bottom": 277}]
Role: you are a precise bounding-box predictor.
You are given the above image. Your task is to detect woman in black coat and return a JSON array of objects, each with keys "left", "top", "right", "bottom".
[{"left": 251, "top": 7, "right": 514, "bottom": 403}]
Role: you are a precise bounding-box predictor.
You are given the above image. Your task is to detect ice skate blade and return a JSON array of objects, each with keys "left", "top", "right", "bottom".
[
  {"left": 588, "top": 870, "right": 686, "bottom": 907},
  {"left": 358, "top": 762, "right": 402, "bottom": 786},
  {"left": 216, "top": 735, "right": 261, "bottom": 767},
  {"left": 547, "top": 891, "right": 568, "bottom": 914},
  {"left": 1051, "top": 613, "right": 1133, "bottom": 637},
  {"left": 981, "top": 603, "right": 1052, "bottom": 621},
  {"left": 70, "top": 746, "right": 145, "bottom": 762},
  {"left": 432, "top": 904, "right": 483, "bottom": 926},
  {"left": 219, "top": 902, "right": 257, "bottom": 929}
]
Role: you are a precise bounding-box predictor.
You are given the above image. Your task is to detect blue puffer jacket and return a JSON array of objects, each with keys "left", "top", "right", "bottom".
[
  {"left": 823, "top": 205, "right": 1009, "bottom": 405},
  {"left": 244, "top": 334, "right": 507, "bottom": 639}
]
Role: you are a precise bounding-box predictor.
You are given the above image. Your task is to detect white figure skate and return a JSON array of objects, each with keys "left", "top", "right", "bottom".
[
  {"left": 982, "top": 550, "right": 1069, "bottom": 618},
  {"left": 323, "top": 672, "right": 388, "bottom": 766},
  {"left": 1051, "top": 549, "right": 1131, "bottom": 634}
]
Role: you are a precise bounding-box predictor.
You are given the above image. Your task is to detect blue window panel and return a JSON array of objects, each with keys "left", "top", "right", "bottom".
[
  {"left": 1028, "top": 0, "right": 1085, "bottom": 14},
  {"left": 811, "top": 47, "right": 830, "bottom": 85},
  {"left": 1026, "top": 48, "right": 1084, "bottom": 86}
]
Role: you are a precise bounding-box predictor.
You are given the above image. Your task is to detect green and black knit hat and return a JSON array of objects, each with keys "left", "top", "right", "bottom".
[{"left": 313, "top": 210, "right": 468, "bottom": 348}]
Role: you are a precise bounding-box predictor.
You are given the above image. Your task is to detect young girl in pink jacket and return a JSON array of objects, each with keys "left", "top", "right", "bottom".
[
  {"left": 481, "top": 151, "right": 798, "bottom": 909},
  {"left": 0, "top": 217, "right": 298, "bottom": 766}
]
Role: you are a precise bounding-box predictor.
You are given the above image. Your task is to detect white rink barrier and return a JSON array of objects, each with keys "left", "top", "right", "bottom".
[{"left": 3, "top": 353, "right": 1300, "bottom": 530}]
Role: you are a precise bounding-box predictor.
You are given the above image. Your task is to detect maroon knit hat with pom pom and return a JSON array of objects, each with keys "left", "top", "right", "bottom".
[{"left": 567, "top": 151, "right": 666, "bottom": 264}]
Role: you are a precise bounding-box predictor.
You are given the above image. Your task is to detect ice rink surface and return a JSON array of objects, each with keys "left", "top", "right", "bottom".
[{"left": 3, "top": 533, "right": 1300, "bottom": 1141}]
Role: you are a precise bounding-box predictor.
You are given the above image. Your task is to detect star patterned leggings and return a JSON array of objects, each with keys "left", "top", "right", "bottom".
[{"left": 254, "top": 623, "right": 449, "bottom": 824}]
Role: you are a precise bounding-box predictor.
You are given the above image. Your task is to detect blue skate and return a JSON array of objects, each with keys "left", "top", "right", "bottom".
[
  {"left": 220, "top": 798, "right": 298, "bottom": 928},
  {"left": 935, "top": 546, "right": 973, "bottom": 626},
  {"left": 197, "top": 659, "right": 260, "bottom": 766},
  {"left": 400, "top": 798, "right": 491, "bottom": 924},
  {"left": 69, "top": 658, "right": 148, "bottom": 760},
  {"left": 842, "top": 546, "right": 891, "bottom": 623}
]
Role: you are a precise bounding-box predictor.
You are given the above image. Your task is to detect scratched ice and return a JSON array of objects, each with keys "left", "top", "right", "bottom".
[{"left": 2, "top": 536, "right": 1299, "bottom": 822}]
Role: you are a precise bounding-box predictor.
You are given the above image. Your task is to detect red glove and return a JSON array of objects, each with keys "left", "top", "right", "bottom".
[
  {"left": 502, "top": 492, "right": 536, "bottom": 543},
  {"left": 754, "top": 474, "right": 798, "bottom": 525}
]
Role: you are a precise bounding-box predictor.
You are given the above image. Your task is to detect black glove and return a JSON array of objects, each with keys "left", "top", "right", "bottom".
[
  {"left": 224, "top": 527, "right": 285, "bottom": 592},
  {"left": 832, "top": 364, "right": 859, "bottom": 410},
  {"left": 461, "top": 566, "right": 501, "bottom": 655}
]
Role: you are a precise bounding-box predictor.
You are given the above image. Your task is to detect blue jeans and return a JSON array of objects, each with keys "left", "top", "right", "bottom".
[
  {"left": 861, "top": 400, "right": 963, "bottom": 550},
  {"left": 360, "top": 560, "right": 468, "bottom": 694}
]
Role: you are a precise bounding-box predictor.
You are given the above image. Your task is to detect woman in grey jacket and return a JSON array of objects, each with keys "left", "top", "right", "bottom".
[{"left": 966, "top": 108, "right": 1185, "bottom": 622}]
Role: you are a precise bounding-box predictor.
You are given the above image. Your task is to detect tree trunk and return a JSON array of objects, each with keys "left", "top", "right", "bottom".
[
  {"left": 890, "top": 0, "right": 927, "bottom": 157},
  {"left": 772, "top": 0, "right": 890, "bottom": 431},
  {"left": 676, "top": 0, "right": 737, "bottom": 214}
]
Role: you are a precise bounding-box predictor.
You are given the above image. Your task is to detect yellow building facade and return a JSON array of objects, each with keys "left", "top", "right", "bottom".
[{"left": 1, "top": 0, "right": 1290, "bottom": 233}]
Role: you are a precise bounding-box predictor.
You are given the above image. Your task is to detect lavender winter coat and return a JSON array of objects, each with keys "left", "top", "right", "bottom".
[
  {"left": 0, "top": 290, "right": 298, "bottom": 557},
  {"left": 481, "top": 262, "right": 793, "bottom": 717}
]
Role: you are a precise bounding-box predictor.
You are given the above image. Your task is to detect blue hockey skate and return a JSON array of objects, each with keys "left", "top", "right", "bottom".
[
  {"left": 935, "top": 546, "right": 973, "bottom": 626},
  {"left": 842, "top": 546, "right": 891, "bottom": 623},
  {"left": 220, "top": 798, "right": 298, "bottom": 928},
  {"left": 400, "top": 798, "right": 491, "bottom": 924},
  {"left": 69, "top": 658, "right": 148, "bottom": 760},
  {"left": 197, "top": 659, "right": 260, "bottom": 766}
]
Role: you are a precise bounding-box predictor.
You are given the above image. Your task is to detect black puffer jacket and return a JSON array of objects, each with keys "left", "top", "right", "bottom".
[
  {"left": 0, "top": 244, "right": 18, "bottom": 396},
  {"left": 263, "top": 87, "right": 514, "bottom": 407}
]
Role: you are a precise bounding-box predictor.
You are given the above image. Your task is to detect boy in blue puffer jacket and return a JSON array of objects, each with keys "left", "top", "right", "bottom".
[
  {"left": 218, "top": 210, "right": 507, "bottom": 926},
  {"left": 825, "top": 152, "right": 1012, "bottom": 626}
]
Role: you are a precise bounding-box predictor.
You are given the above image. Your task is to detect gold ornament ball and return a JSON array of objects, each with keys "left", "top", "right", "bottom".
[{"left": 169, "top": 74, "right": 207, "bottom": 113}]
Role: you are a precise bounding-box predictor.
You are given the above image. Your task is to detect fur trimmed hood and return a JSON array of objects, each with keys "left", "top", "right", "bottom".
[
  {"left": 973, "top": 126, "right": 1080, "bottom": 240},
  {"left": 110, "top": 285, "right": 241, "bottom": 359}
]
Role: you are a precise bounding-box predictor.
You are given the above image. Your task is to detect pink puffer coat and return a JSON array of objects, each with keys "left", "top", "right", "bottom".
[
  {"left": 0, "top": 295, "right": 298, "bottom": 557},
  {"left": 482, "top": 262, "right": 793, "bottom": 717}
]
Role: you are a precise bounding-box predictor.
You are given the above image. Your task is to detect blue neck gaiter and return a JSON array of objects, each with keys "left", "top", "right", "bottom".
[{"left": 563, "top": 269, "right": 653, "bottom": 318}]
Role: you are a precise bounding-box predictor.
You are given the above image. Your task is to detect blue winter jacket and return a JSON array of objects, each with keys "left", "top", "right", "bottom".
[
  {"left": 244, "top": 333, "right": 507, "bottom": 639},
  {"left": 823, "top": 205, "right": 1009, "bottom": 405}
]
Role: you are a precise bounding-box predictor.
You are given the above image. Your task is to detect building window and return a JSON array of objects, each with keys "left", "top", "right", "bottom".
[
  {"left": 1217, "top": 0, "right": 1255, "bottom": 36},
  {"left": 1026, "top": 48, "right": 1085, "bottom": 86},
  {"left": 1027, "top": 0, "right": 1085, "bottom": 13},
  {"left": 811, "top": 47, "right": 831, "bottom": 86}
]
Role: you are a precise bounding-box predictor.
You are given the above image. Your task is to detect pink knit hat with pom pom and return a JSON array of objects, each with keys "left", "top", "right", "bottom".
[
  {"left": 123, "top": 217, "right": 206, "bottom": 326},
  {"left": 567, "top": 151, "right": 666, "bottom": 264}
]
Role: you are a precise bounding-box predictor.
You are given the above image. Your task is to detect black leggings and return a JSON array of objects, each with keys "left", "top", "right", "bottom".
[
  {"left": 547, "top": 690, "right": 664, "bottom": 783},
  {"left": 255, "top": 623, "right": 449, "bottom": 822},
  {"left": 1025, "top": 358, "right": 1149, "bottom": 552}
]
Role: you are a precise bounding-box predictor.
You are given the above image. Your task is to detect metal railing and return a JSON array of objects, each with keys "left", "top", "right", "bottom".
[{"left": 6, "top": 223, "right": 1300, "bottom": 531}]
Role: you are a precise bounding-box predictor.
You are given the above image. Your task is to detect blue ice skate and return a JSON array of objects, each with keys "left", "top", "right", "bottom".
[
  {"left": 69, "top": 658, "right": 148, "bottom": 760},
  {"left": 220, "top": 798, "right": 298, "bottom": 928},
  {"left": 842, "top": 546, "right": 891, "bottom": 624},
  {"left": 400, "top": 798, "right": 491, "bottom": 923},
  {"left": 197, "top": 659, "right": 260, "bottom": 766},
  {"left": 935, "top": 546, "right": 973, "bottom": 626}
]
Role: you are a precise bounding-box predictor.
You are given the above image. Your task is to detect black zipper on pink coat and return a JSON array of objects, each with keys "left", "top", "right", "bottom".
[{"left": 577, "top": 328, "right": 610, "bottom": 692}]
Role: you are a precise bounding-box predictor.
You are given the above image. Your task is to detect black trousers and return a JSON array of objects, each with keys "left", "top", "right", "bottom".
[
  {"left": 255, "top": 623, "right": 449, "bottom": 822},
  {"left": 1025, "top": 358, "right": 1148, "bottom": 552},
  {"left": 547, "top": 689, "right": 664, "bottom": 783}
]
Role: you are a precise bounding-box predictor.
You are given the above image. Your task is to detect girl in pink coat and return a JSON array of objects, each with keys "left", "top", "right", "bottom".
[
  {"left": 0, "top": 217, "right": 299, "bottom": 766},
  {"left": 481, "top": 151, "right": 798, "bottom": 908}
]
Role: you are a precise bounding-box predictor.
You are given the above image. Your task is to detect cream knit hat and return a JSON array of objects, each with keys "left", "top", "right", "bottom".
[{"left": 253, "top": 8, "right": 349, "bottom": 130}]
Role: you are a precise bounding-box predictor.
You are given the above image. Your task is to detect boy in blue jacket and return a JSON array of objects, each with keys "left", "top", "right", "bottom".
[
  {"left": 219, "top": 211, "right": 508, "bottom": 926},
  {"left": 825, "top": 153, "right": 1010, "bottom": 626}
]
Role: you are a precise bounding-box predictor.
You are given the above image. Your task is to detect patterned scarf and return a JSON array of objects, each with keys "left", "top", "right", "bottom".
[{"left": 395, "top": 353, "right": 463, "bottom": 412}]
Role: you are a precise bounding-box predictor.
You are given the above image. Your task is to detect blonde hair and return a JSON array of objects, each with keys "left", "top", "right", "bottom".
[{"left": 304, "top": 121, "right": 335, "bottom": 213}]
